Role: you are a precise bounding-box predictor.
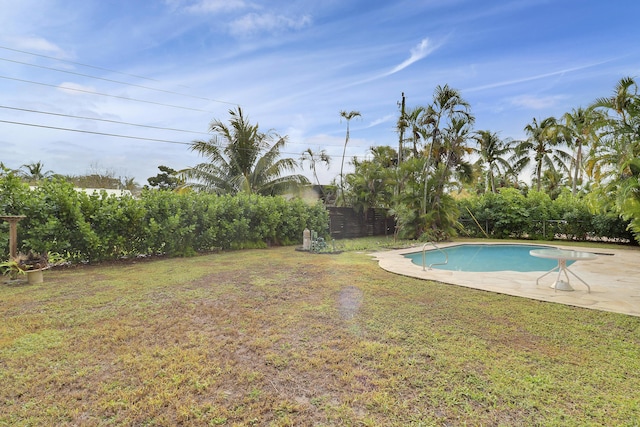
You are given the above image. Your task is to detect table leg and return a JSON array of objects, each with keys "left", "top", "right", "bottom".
[
  {"left": 564, "top": 268, "right": 591, "bottom": 293},
  {"left": 536, "top": 264, "right": 559, "bottom": 286},
  {"left": 552, "top": 259, "right": 574, "bottom": 292}
]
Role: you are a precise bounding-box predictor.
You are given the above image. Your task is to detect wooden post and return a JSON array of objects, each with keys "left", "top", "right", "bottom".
[{"left": 1, "top": 215, "right": 26, "bottom": 258}]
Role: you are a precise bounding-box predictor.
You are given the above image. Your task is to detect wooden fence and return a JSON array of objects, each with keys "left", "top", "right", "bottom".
[{"left": 327, "top": 207, "right": 395, "bottom": 239}]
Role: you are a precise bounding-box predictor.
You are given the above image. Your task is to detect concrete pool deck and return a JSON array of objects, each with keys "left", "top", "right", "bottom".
[{"left": 372, "top": 242, "right": 640, "bottom": 317}]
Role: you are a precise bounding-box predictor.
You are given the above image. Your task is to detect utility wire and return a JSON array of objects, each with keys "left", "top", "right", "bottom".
[
  {"left": 0, "top": 56, "right": 238, "bottom": 106},
  {"left": 0, "top": 75, "right": 219, "bottom": 114},
  {"left": 0, "top": 46, "right": 162, "bottom": 82},
  {"left": 0, "top": 105, "right": 210, "bottom": 135},
  {"left": 0, "top": 102, "right": 353, "bottom": 149},
  {"left": 0, "top": 118, "right": 366, "bottom": 159},
  {"left": 0, "top": 119, "right": 191, "bottom": 145},
  {"left": 0, "top": 99, "right": 350, "bottom": 148}
]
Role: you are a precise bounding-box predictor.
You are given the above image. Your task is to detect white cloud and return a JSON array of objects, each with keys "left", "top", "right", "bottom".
[
  {"left": 11, "top": 36, "right": 66, "bottom": 56},
  {"left": 509, "top": 94, "right": 567, "bottom": 110},
  {"left": 183, "top": 0, "right": 250, "bottom": 14},
  {"left": 465, "top": 59, "right": 614, "bottom": 93},
  {"left": 366, "top": 114, "right": 396, "bottom": 128},
  {"left": 229, "top": 13, "right": 312, "bottom": 37},
  {"left": 384, "top": 38, "right": 439, "bottom": 76},
  {"left": 57, "top": 82, "right": 97, "bottom": 95}
]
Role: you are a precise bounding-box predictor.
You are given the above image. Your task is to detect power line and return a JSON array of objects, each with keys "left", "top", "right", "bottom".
[
  {"left": 0, "top": 105, "right": 210, "bottom": 135},
  {"left": 0, "top": 45, "right": 174, "bottom": 86},
  {"left": 0, "top": 75, "right": 220, "bottom": 114},
  {"left": 0, "top": 56, "right": 238, "bottom": 106},
  {"left": 0, "top": 118, "right": 368, "bottom": 159},
  {"left": 0, "top": 119, "right": 191, "bottom": 145},
  {"left": 0, "top": 104, "right": 354, "bottom": 150}
]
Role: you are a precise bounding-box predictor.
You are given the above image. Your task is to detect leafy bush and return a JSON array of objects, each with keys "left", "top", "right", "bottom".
[
  {"left": 0, "top": 173, "right": 329, "bottom": 262},
  {"left": 459, "top": 188, "right": 634, "bottom": 243}
]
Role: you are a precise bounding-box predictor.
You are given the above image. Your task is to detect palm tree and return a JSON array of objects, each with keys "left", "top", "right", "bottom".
[
  {"left": 538, "top": 168, "right": 566, "bottom": 199},
  {"left": 560, "top": 107, "right": 604, "bottom": 194},
  {"left": 472, "top": 130, "right": 514, "bottom": 193},
  {"left": 514, "top": 117, "right": 571, "bottom": 192},
  {"left": 300, "top": 148, "right": 331, "bottom": 196},
  {"left": 593, "top": 76, "right": 638, "bottom": 126},
  {"left": 19, "top": 161, "right": 53, "bottom": 183},
  {"left": 424, "top": 84, "right": 473, "bottom": 166},
  {"left": 183, "top": 107, "right": 309, "bottom": 195},
  {"left": 588, "top": 77, "right": 640, "bottom": 242},
  {"left": 339, "top": 110, "right": 361, "bottom": 205},
  {"left": 423, "top": 87, "right": 474, "bottom": 232},
  {"left": 397, "top": 105, "right": 427, "bottom": 158}
]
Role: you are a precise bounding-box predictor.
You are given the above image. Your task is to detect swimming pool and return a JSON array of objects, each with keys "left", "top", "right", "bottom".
[{"left": 404, "top": 244, "right": 574, "bottom": 272}]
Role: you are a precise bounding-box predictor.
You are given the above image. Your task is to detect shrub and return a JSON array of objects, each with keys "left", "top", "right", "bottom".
[
  {"left": 458, "top": 188, "right": 633, "bottom": 243},
  {"left": 0, "top": 174, "right": 329, "bottom": 262}
]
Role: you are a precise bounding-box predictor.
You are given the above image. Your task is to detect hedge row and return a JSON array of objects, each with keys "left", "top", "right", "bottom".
[
  {"left": 0, "top": 175, "right": 329, "bottom": 262},
  {"left": 457, "top": 188, "right": 634, "bottom": 243}
]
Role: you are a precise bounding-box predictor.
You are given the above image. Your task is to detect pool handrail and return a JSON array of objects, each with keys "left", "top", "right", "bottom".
[{"left": 422, "top": 242, "right": 449, "bottom": 271}]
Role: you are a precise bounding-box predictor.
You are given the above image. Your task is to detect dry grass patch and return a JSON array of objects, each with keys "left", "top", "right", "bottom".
[{"left": 1, "top": 245, "right": 639, "bottom": 426}]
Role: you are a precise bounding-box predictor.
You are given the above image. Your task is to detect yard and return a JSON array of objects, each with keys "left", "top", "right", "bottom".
[{"left": 1, "top": 241, "right": 638, "bottom": 426}]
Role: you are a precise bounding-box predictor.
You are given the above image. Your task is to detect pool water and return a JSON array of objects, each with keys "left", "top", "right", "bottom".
[{"left": 405, "top": 244, "right": 574, "bottom": 272}]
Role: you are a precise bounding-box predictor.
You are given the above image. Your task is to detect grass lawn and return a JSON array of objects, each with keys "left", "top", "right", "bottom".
[{"left": 1, "top": 240, "right": 639, "bottom": 426}]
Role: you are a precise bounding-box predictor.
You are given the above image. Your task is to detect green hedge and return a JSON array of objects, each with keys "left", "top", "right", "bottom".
[
  {"left": 457, "top": 188, "right": 635, "bottom": 243},
  {"left": 0, "top": 175, "right": 329, "bottom": 262}
]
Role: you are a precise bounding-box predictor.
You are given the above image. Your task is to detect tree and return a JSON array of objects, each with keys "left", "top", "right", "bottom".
[
  {"left": 339, "top": 110, "right": 361, "bottom": 205},
  {"left": 514, "top": 117, "right": 571, "bottom": 192},
  {"left": 423, "top": 87, "right": 475, "bottom": 235},
  {"left": 593, "top": 76, "right": 637, "bottom": 126},
  {"left": 386, "top": 85, "right": 476, "bottom": 240},
  {"left": 424, "top": 84, "right": 473, "bottom": 167},
  {"left": 300, "top": 148, "right": 331, "bottom": 195},
  {"left": 343, "top": 146, "right": 396, "bottom": 212},
  {"left": 588, "top": 77, "right": 640, "bottom": 243},
  {"left": 560, "top": 107, "right": 604, "bottom": 195},
  {"left": 183, "top": 107, "right": 309, "bottom": 195},
  {"left": 19, "top": 161, "right": 53, "bottom": 183},
  {"left": 472, "top": 131, "right": 514, "bottom": 193},
  {"left": 147, "top": 165, "right": 183, "bottom": 191},
  {"left": 397, "top": 105, "right": 427, "bottom": 158}
]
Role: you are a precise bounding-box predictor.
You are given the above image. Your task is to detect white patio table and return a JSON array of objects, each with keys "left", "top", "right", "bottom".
[{"left": 529, "top": 249, "right": 598, "bottom": 293}]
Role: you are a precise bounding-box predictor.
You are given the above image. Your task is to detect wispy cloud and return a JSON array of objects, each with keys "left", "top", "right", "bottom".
[
  {"left": 509, "top": 94, "right": 567, "bottom": 109},
  {"left": 229, "top": 13, "right": 312, "bottom": 37},
  {"left": 465, "top": 59, "right": 615, "bottom": 93},
  {"left": 344, "top": 37, "right": 442, "bottom": 88},
  {"left": 57, "top": 82, "right": 96, "bottom": 95},
  {"left": 366, "top": 114, "right": 396, "bottom": 128},
  {"left": 166, "top": 0, "right": 250, "bottom": 14},
  {"left": 12, "top": 36, "right": 66, "bottom": 56},
  {"left": 383, "top": 38, "right": 440, "bottom": 77}
]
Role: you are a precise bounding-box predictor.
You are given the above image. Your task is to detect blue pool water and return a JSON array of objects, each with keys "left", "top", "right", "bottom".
[{"left": 405, "top": 244, "right": 573, "bottom": 272}]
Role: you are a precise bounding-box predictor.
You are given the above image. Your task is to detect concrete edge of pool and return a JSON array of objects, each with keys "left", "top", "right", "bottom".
[{"left": 371, "top": 242, "right": 640, "bottom": 317}]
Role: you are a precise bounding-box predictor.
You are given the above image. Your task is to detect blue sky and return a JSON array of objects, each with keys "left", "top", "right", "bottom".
[{"left": 1, "top": 0, "right": 639, "bottom": 186}]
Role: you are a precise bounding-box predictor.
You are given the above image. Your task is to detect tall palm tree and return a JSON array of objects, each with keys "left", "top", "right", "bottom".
[
  {"left": 183, "top": 107, "right": 309, "bottom": 195},
  {"left": 514, "top": 117, "right": 571, "bottom": 192},
  {"left": 339, "top": 110, "right": 361, "bottom": 205},
  {"left": 424, "top": 84, "right": 473, "bottom": 166},
  {"left": 423, "top": 87, "right": 474, "bottom": 226},
  {"left": 472, "top": 130, "right": 514, "bottom": 193}
]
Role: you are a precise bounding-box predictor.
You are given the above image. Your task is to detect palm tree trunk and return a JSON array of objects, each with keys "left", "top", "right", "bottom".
[{"left": 572, "top": 143, "right": 582, "bottom": 195}]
